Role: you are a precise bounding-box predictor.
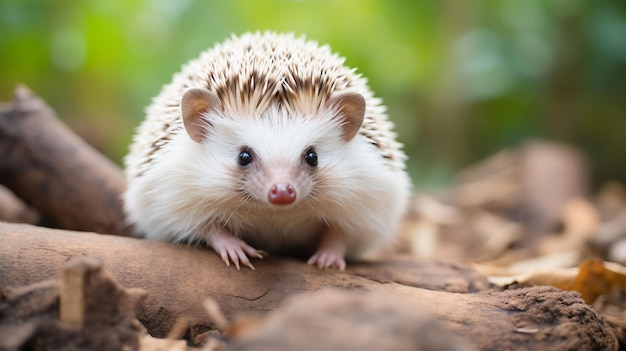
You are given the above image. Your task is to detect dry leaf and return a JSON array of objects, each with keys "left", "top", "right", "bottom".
[
  {"left": 567, "top": 260, "right": 626, "bottom": 304},
  {"left": 480, "top": 259, "right": 626, "bottom": 304}
]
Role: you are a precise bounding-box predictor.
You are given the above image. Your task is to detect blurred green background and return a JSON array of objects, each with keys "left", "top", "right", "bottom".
[{"left": 1, "top": 0, "right": 625, "bottom": 188}]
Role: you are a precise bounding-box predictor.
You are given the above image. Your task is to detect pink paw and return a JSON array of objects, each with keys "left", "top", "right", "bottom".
[
  {"left": 308, "top": 227, "right": 347, "bottom": 270},
  {"left": 307, "top": 248, "right": 346, "bottom": 270},
  {"left": 209, "top": 230, "right": 263, "bottom": 270}
]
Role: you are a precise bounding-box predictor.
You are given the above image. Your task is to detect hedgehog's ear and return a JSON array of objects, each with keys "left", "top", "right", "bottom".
[
  {"left": 330, "top": 93, "right": 365, "bottom": 142},
  {"left": 181, "top": 88, "right": 223, "bottom": 143}
]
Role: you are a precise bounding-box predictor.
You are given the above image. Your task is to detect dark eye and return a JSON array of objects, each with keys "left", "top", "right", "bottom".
[
  {"left": 304, "top": 148, "right": 318, "bottom": 167},
  {"left": 238, "top": 148, "right": 253, "bottom": 166}
]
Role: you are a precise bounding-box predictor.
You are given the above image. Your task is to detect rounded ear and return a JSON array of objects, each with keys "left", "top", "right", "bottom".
[
  {"left": 329, "top": 93, "right": 365, "bottom": 142},
  {"left": 181, "top": 88, "right": 223, "bottom": 143}
]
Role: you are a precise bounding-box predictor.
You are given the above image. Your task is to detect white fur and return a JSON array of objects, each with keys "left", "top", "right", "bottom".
[
  {"left": 124, "top": 32, "right": 411, "bottom": 259},
  {"left": 124, "top": 105, "right": 410, "bottom": 257}
]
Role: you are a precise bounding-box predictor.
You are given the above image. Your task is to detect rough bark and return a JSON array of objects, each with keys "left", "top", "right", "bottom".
[
  {"left": 227, "top": 287, "right": 612, "bottom": 351},
  {"left": 0, "top": 86, "right": 131, "bottom": 236},
  {"left": 0, "top": 222, "right": 617, "bottom": 350},
  {"left": 0, "top": 257, "right": 146, "bottom": 351}
]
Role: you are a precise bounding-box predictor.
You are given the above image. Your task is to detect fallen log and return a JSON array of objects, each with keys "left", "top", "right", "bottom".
[
  {"left": 227, "top": 287, "right": 614, "bottom": 351},
  {"left": 0, "top": 185, "right": 39, "bottom": 225},
  {"left": 0, "top": 222, "right": 617, "bottom": 350},
  {"left": 0, "top": 86, "right": 131, "bottom": 236}
]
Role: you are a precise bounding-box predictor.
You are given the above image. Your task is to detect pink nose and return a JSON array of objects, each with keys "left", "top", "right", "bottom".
[{"left": 268, "top": 183, "right": 296, "bottom": 205}]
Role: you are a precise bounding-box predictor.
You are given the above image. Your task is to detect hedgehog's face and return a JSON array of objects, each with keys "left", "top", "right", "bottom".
[
  {"left": 180, "top": 88, "right": 366, "bottom": 210},
  {"left": 198, "top": 107, "right": 347, "bottom": 210}
]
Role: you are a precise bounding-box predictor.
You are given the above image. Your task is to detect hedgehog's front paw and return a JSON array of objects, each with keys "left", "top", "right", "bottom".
[
  {"left": 208, "top": 229, "right": 263, "bottom": 270},
  {"left": 307, "top": 228, "right": 347, "bottom": 270},
  {"left": 307, "top": 249, "right": 346, "bottom": 270}
]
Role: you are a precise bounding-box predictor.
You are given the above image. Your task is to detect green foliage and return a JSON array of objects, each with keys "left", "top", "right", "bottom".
[{"left": 1, "top": 0, "right": 625, "bottom": 186}]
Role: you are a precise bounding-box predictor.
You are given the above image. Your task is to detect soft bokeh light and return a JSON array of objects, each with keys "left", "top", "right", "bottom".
[{"left": 1, "top": 0, "right": 625, "bottom": 187}]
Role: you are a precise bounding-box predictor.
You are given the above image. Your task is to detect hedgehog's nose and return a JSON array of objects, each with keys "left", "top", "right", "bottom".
[{"left": 268, "top": 183, "right": 296, "bottom": 205}]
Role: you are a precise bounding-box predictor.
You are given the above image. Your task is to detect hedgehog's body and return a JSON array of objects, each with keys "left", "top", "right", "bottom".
[{"left": 124, "top": 32, "right": 410, "bottom": 270}]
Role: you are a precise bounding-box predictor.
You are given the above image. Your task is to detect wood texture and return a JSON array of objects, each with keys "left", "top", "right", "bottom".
[
  {"left": 0, "top": 86, "right": 131, "bottom": 235},
  {"left": 0, "top": 222, "right": 617, "bottom": 350}
]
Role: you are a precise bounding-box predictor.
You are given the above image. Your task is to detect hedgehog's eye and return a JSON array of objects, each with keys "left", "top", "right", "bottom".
[
  {"left": 304, "top": 148, "right": 318, "bottom": 167},
  {"left": 238, "top": 148, "right": 253, "bottom": 166}
]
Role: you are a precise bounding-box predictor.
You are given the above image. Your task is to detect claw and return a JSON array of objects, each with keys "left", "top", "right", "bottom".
[
  {"left": 221, "top": 251, "right": 231, "bottom": 267},
  {"left": 308, "top": 227, "right": 347, "bottom": 270},
  {"left": 208, "top": 229, "right": 262, "bottom": 271}
]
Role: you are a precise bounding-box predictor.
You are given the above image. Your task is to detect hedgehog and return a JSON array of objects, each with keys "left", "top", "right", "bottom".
[{"left": 123, "top": 32, "right": 411, "bottom": 270}]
